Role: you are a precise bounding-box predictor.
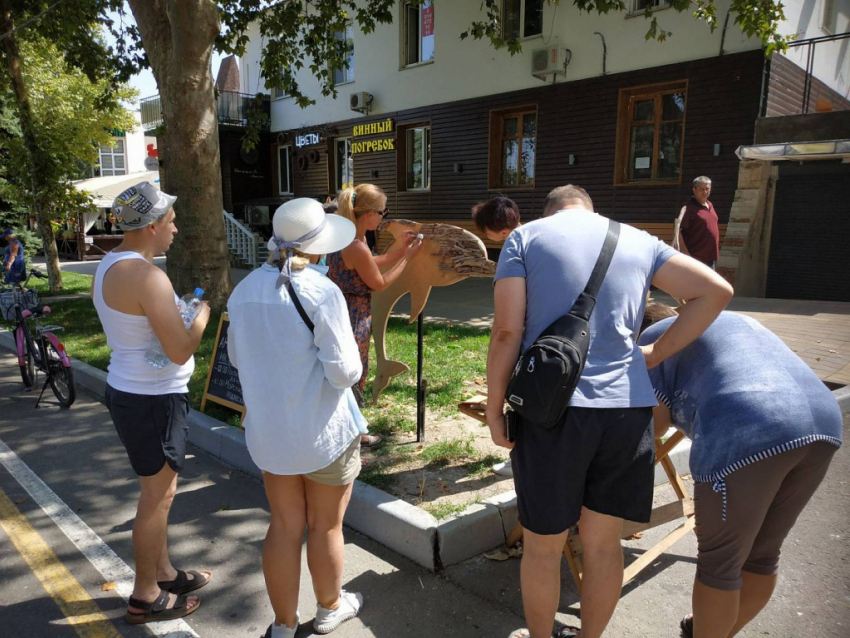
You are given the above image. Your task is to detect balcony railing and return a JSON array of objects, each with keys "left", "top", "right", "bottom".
[
  {"left": 762, "top": 31, "right": 850, "bottom": 117},
  {"left": 140, "top": 91, "right": 270, "bottom": 132}
]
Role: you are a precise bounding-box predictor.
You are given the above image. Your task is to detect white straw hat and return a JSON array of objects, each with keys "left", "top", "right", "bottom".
[{"left": 267, "top": 198, "right": 354, "bottom": 256}]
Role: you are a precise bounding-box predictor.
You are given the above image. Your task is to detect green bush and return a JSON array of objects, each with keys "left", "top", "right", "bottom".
[{"left": 10, "top": 227, "right": 43, "bottom": 254}]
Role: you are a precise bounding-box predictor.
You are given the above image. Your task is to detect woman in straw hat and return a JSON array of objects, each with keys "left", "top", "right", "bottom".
[{"left": 227, "top": 199, "right": 365, "bottom": 638}]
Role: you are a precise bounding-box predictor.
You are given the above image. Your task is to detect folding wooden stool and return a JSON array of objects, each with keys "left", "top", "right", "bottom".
[{"left": 458, "top": 395, "right": 695, "bottom": 591}]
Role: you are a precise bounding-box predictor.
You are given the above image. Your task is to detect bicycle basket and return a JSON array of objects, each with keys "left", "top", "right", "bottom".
[{"left": 0, "top": 289, "right": 39, "bottom": 321}]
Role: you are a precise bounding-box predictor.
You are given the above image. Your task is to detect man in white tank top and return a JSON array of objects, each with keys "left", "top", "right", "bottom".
[{"left": 94, "top": 182, "right": 211, "bottom": 624}]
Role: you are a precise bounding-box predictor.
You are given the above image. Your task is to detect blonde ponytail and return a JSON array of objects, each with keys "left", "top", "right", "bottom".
[
  {"left": 334, "top": 184, "right": 386, "bottom": 224},
  {"left": 337, "top": 188, "right": 357, "bottom": 224}
]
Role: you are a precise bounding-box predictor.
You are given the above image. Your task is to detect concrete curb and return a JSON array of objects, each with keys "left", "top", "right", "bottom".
[{"left": 2, "top": 329, "right": 847, "bottom": 572}]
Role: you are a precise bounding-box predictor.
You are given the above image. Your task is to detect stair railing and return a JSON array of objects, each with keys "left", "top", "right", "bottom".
[{"left": 222, "top": 209, "right": 260, "bottom": 269}]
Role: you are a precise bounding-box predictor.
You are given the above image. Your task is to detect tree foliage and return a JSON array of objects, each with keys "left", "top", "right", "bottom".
[
  {"left": 0, "top": 0, "right": 138, "bottom": 290},
  {"left": 0, "top": 37, "right": 137, "bottom": 223},
  {"left": 462, "top": 0, "right": 790, "bottom": 56}
]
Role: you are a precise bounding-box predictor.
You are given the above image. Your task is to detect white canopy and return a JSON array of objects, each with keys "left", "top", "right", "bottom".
[
  {"left": 72, "top": 171, "right": 161, "bottom": 208},
  {"left": 735, "top": 139, "right": 850, "bottom": 162}
]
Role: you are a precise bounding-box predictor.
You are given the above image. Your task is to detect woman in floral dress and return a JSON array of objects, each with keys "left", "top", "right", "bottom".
[{"left": 328, "top": 184, "right": 422, "bottom": 446}]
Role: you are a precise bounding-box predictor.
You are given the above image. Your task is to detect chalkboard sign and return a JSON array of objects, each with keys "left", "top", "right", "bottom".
[{"left": 201, "top": 313, "right": 246, "bottom": 422}]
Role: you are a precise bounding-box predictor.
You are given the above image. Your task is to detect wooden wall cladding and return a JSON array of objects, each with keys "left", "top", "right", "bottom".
[
  {"left": 765, "top": 53, "right": 850, "bottom": 118},
  {"left": 279, "top": 50, "right": 765, "bottom": 226}
]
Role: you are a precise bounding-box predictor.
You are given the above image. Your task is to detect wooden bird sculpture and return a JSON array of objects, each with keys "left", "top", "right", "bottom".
[{"left": 371, "top": 219, "right": 496, "bottom": 401}]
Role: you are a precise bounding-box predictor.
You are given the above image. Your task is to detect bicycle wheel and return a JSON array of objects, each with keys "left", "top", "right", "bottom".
[
  {"left": 19, "top": 341, "right": 35, "bottom": 388},
  {"left": 44, "top": 341, "right": 76, "bottom": 408}
]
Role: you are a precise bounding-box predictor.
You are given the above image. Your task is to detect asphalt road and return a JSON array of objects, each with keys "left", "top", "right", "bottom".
[{"left": 0, "top": 349, "right": 847, "bottom": 638}]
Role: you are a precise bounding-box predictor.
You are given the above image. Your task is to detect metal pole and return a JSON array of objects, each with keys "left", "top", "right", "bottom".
[{"left": 416, "top": 312, "right": 426, "bottom": 442}]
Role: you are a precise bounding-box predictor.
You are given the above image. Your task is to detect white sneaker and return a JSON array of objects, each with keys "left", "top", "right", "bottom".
[
  {"left": 313, "top": 590, "right": 363, "bottom": 634},
  {"left": 493, "top": 459, "right": 513, "bottom": 477},
  {"left": 266, "top": 611, "right": 299, "bottom": 638}
]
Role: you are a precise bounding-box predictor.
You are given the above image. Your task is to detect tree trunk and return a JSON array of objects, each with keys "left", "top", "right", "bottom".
[
  {"left": 0, "top": 2, "right": 63, "bottom": 291},
  {"left": 128, "top": 0, "right": 232, "bottom": 308}
]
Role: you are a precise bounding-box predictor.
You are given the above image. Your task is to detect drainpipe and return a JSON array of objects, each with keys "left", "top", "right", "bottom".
[
  {"left": 593, "top": 32, "right": 607, "bottom": 76},
  {"left": 719, "top": 9, "right": 731, "bottom": 56}
]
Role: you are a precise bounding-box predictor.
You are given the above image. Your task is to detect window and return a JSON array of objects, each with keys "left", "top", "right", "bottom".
[
  {"left": 334, "top": 138, "right": 354, "bottom": 192},
  {"left": 278, "top": 145, "right": 293, "bottom": 195},
  {"left": 332, "top": 23, "right": 355, "bottom": 85},
  {"left": 489, "top": 108, "right": 537, "bottom": 188},
  {"left": 822, "top": 0, "right": 837, "bottom": 33},
  {"left": 402, "top": 0, "right": 435, "bottom": 67},
  {"left": 402, "top": 125, "right": 431, "bottom": 191},
  {"left": 98, "top": 138, "right": 126, "bottom": 177},
  {"left": 271, "top": 71, "right": 288, "bottom": 100},
  {"left": 615, "top": 82, "right": 686, "bottom": 184},
  {"left": 502, "top": 0, "right": 543, "bottom": 39},
  {"left": 631, "top": 0, "right": 669, "bottom": 12}
]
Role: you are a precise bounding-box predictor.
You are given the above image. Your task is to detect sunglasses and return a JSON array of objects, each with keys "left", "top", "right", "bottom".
[{"left": 375, "top": 208, "right": 390, "bottom": 218}]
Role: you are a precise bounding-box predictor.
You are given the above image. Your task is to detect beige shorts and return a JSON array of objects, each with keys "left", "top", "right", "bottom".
[{"left": 305, "top": 436, "right": 361, "bottom": 486}]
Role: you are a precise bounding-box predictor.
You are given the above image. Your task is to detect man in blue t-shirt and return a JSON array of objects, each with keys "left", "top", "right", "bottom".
[{"left": 487, "top": 185, "right": 733, "bottom": 638}]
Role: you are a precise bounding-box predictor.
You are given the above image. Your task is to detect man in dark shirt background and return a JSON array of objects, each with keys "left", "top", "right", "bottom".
[{"left": 678, "top": 176, "right": 720, "bottom": 269}]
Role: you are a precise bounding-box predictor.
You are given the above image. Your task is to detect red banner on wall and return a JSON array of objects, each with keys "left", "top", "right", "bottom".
[{"left": 422, "top": 3, "right": 434, "bottom": 37}]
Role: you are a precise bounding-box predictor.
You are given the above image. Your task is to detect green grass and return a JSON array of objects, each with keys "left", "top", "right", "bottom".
[
  {"left": 419, "top": 437, "right": 476, "bottom": 466},
  {"left": 28, "top": 271, "right": 94, "bottom": 297},
  {"left": 424, "top": 501, "right": 472, "bottom": 521},
  {"left": 361, "top": 317, "right": 489, "bottom": 426},
  {"left": 0, "top": 301, "right": 493, "bottom": 439},
  {"left": 463, "top": 453, "right": 507, "bottom": 479}
]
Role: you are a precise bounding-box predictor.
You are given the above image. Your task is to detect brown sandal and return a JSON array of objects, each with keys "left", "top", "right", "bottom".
[
  {"left": 125, "top": 589, "right": 200, "bottom": 624},
  {"left": 157, "top": 569, "right": 211, "bottom": 595}
]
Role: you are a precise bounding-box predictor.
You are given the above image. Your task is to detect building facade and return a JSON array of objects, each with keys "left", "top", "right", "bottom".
[{"left": 233, "top": 0, "right": 847, "bottom": 253}]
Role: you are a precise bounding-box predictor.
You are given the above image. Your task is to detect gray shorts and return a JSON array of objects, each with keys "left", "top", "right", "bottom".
[{"left": 694, "top": 441, "right": 836, "bottom": 590}]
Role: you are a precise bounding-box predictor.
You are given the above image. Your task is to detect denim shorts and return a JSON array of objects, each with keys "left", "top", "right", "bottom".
[{"left": 105, "top": 384, "right": 190, "bottom": 476}]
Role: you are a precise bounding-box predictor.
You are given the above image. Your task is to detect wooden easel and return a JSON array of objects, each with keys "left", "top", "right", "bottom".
[{"left": 459, "top": 395, "right": 695, "bottom": 591}]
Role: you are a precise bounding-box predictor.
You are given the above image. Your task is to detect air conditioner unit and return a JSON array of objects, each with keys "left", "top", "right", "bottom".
[
  {"left": 249, "top": 205, "right": 270, "bottom": 226},
  {"left": 350, "top": 91, "right": 373, "bottom": 113},
  {"left": 531, "top": 44, "right": 566, "bottom": 80}
]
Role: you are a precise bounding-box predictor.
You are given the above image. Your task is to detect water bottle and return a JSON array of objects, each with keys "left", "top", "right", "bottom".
[
  {"left": 145, "top": 288, "right": 205, "bottom": 369},
  {"left": 178, "top": 288, "right": 205, "bottom": 329}
]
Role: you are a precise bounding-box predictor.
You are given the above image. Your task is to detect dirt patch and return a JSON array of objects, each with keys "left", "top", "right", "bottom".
[{"left": 360, "top": 406, "right": 515, "bottom": 520}]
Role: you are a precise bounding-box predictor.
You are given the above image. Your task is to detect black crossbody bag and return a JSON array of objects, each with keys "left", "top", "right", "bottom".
[{"left": 505, "top": 219, "right": 620, "bottom": 429}]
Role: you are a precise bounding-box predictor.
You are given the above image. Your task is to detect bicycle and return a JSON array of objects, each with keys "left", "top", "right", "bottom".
[{"left": 0, "top": 269, "right": 76, "bottom": 408}]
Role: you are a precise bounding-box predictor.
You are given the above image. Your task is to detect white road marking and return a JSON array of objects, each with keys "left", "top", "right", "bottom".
[{"left": 0, "top": 435, "right": 202, "bottom": 638}]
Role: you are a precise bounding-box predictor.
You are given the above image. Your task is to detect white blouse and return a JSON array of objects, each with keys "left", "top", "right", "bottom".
[{"left": 227, "top": 264, "right": 363, "bottom": 475}]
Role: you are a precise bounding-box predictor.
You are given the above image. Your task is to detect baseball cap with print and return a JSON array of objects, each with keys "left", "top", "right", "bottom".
[{"left": 112, "top": 182, "right": 177, "bottom": 231}]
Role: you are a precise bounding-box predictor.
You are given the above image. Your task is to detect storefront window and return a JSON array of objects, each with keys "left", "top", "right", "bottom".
[
  {"left": 402, "top": 0, "right": 435, "bottom": 67},
  {"left": 616, "top": 82, "right": 687, "bottom": 184},
  {"left": 99, "top": 138, "right": 126, "bottom": 177},
  {"left": 405, "top": 126, "right": 431, "bottom": 190},
  {"left": 278, "top": 145, "right": 292, "bottom": 194},
  {"left": 335, "top": 138, "right": 354, "bottom": 192},
  {"left": 489, "top": 107, "right": 537, "bottom": 188}
]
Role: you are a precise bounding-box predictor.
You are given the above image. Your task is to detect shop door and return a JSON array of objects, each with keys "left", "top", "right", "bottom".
[{"left": 766, "top": 161, "right": 850, "bottom": 302}]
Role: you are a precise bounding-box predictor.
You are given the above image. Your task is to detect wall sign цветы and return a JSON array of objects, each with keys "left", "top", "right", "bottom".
[{"left": 295, "top": 132, "right": 321, "bottom": 148}]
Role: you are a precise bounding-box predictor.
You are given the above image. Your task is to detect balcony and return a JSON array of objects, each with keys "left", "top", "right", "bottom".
[{"left": 140, "top": 91, "right": 270, "bottom": 132}]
